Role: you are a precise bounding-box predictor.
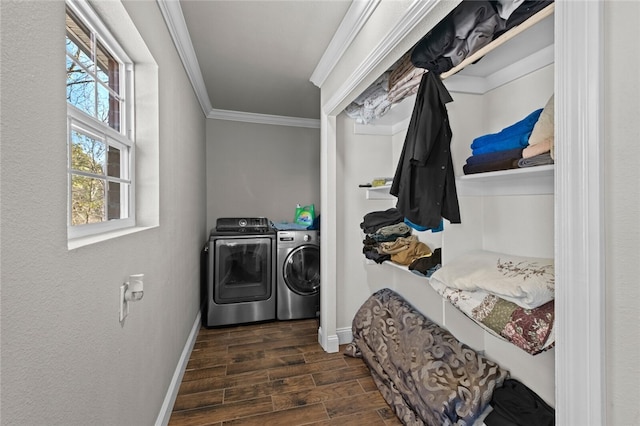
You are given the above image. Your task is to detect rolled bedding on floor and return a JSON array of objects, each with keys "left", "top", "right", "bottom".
[{"left": 345, "top": 288, "right": 509, "bottom": 426}]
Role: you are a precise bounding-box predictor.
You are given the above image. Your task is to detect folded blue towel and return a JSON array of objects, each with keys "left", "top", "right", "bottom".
[
  {"left": 470, "top": 108, "right": 543, "bottom": 150},
  {"left": 471, "top": 131, "right": 532, "bottom": 155}
]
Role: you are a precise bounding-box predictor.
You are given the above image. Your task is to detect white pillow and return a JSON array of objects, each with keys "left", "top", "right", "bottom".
[{"left": 430, "top": 250, "right": 554, "bottom": 309}]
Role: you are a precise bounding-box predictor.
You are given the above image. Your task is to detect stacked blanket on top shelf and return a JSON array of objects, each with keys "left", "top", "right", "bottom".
[
  {"left": 429, "top": 250, "right": 555, "bottom": 354},
  {"left": 360, "top": 208, "right": 442, "bottom": 276},
  {"left": 343, "top": 72, "right": 392, "bottom": 125},
  {"left": 344, "top": 52, "right": 427, "bottom": 124},
  {"left": 344, "top": 1, "right": 553, "bottom": 125},
  {"left": 463, "top": 94, "right": 555, "bottom": 175},
  {"left": 410, "top": 0, "right": 553, "bottom": 75}
]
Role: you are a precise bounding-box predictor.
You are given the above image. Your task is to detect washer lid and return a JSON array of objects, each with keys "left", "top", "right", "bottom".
[{"left": 283, "top": 245, "right": 320, "bottom": 296}]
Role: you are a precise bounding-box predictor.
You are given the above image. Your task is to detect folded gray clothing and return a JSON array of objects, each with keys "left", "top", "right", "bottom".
[
  {"left": 517, "top": 152, "right": 554, "bottom": 168},
  {"left": 360, "top": 208, "right": 404, "bottom": 234},
  {"left": 370, "top": 231, "right": 412, "bottom": 243},
  {"left": 375, "top": 223, "right": 411, "bottom": 237}
]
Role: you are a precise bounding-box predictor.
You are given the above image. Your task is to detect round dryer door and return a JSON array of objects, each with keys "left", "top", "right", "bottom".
[{"left": 283, "top": 245, "right": 320, "bottom": 296}]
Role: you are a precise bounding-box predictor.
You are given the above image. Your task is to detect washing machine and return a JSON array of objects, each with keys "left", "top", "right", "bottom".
[{"left": 277, "top": 230, "right": 320, "bottom": 320}]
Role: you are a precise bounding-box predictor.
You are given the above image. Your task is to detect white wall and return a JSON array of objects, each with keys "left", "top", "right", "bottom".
[
  {"left": 0, "top": 1, "right": 206, "bottom": 424},
  {"left": 335, "top": 115, "right": 396, "bottom": 328},
  {"left": 604, "top": 1, "right": 640, "bottom": 423},
  {"left": 205, "top": 119, "right": 320, "bottom": 230}
]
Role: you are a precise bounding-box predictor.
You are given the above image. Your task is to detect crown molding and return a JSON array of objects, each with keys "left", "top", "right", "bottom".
[
  {"left": 208, "top": 109, "right": 320, "bottom": 129},
  {"left": 158, "top": 0, "right": 327, "bottom": 127},
  {"left": 323, "top": 0, "right": 439, "bottom": 115},
  {"left": 156, "top": 0, "right": 212, "bottom": 114},
  {"left": 310, "top": 0, "right": 381, "bottom": 88}
]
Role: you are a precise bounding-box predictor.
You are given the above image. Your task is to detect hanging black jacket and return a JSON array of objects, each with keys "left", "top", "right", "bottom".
[{"left": 390, "top": 71, "right": 461, "bottom": 228}]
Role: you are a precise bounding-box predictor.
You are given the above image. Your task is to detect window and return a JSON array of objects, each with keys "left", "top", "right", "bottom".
[{"left": 66, "top": 1, "right": 134, "bottom": 239}]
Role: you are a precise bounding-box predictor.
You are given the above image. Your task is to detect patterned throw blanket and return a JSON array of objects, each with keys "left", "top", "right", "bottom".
[
  {"left": 345, "top": 288, "right": 509, "bottom": 425},
  {"left": 429, "top": 279, "right": 555, "bottom": 355}
]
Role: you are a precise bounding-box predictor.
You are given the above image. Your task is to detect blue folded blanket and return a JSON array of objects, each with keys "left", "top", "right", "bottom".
[
  {"left": 471, "top": 133, "right": 531, "bottom": 155},
  {"left": 471, "top": 109, "right": 543, "bottom": 155}
]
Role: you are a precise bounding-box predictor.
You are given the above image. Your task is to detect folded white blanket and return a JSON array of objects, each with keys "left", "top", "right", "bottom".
[{"left": 430, "top": 250, "right": 554, "bottom": 309}]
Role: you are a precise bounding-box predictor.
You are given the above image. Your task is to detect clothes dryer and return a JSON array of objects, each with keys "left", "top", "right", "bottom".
[
  {"left": 204, "top": 217, "right": 276, "bottom": 327},
  {"left": 276, "top": 230, "right": 320, "bottom": 320}
]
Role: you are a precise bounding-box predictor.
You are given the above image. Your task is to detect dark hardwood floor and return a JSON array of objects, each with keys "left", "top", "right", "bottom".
[{"left": 168, "top": 318, "right": 402, "bottom": 426}]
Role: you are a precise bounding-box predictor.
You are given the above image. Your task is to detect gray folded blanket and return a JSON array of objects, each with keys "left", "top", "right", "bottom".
[{"left": 518, "top": 152, "right": 554, "bottom": 168}]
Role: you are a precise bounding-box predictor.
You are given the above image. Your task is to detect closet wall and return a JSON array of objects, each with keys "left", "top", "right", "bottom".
[
  {"left": 335, "top": 62, "right": 555, "bottom": 403},
  {"left": 335, "top": 124, "right": 396, "bottom": 327}
]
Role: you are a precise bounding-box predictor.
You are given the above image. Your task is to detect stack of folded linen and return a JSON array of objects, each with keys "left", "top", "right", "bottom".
[
  {"left": 360, "top": 208, "right": 442, "bottom": 275},
  {"left": 387, "top": 51, "right": 426, "bottom": 104},
  {"left": 429, "top": 249, "right": 556, "bottom": 354},
  {"left": 344, "top": 72, "right": 392, "bottom": 124},
  {"left": 520, "top": 94, "right": 555, "bottom": 165},
  {"left": 463, "top": 94, "right": 555, "bottom": 174}
]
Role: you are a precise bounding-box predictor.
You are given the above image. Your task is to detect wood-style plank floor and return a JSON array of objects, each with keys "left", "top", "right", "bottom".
[{"left": 169, "top": 319, "right": 402, "bottom": 426}]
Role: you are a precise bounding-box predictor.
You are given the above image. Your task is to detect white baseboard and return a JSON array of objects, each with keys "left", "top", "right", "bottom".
[
  {"left": 317, "top": 326, "right": 340, "bottom": 353},
  {"left": 318, "top": 326, "right": 353, "bottom": 353},
  {"left": 155, "top": 311, "right": 201, "bottom": 426},
  {"left": 337, "top": 326, "right": 353, "bottom": 345}
]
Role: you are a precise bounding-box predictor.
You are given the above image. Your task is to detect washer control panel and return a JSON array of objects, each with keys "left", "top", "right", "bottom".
[{"left": 277, "top": 230, "right": 319, "bottom": 245}]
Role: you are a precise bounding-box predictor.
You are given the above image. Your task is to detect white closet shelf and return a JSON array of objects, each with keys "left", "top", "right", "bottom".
[
  {"left": 364, "top": 258, "right": 409, "bottom": 271},
  {"left": 363, "top": 185, "right": 395, "bottom": 200},
  {"left": 362, "top": 165, "right": 554, "bottom": 198},
  {"left": 457, "top": 164, "right": 554, "bottom": 196}
]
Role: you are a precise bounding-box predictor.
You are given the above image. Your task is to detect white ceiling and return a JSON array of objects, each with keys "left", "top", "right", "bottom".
[{"left": 167, "top": 0, "right": 353, "bottom": 122}]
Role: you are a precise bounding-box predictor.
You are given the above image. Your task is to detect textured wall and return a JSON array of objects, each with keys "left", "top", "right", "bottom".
[
  {"left": 335, "top": 114, "right": 396, "bottom": 329},
  {"left": 205, "top": 119, "right": 320, "bottom": 231},
  {"left": 604, "top": 1, "right": 640, "bottom": 423},
  {"left": 0, "top": 1, "right": 206, "bottom": 424}
]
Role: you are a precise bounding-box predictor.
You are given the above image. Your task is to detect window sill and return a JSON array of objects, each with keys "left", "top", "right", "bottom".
[{"left": 68, "top": 225, "right": 157, "bottom": 250}]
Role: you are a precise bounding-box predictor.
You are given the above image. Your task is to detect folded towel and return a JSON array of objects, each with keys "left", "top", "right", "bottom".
[
  {"left": 463, "top": 158, "right": 519, "bottom": 175},
  {"left": 465, "top": 147, "right": 523, "bottom": 166},
  {"left": 471, "top": 109, "right": 543, "bottom": 150},
  {"left": 471, "top": 132, "right": 532, "bottom": 155},
  {"left": 518, "top": 152, "right": 554, "bottom": 168},
  {"left": 528, "top": 94, "right": 555, "bottom": 159},
  {"left": 522, "top": 138, "right": 551, "bottom": 158}
]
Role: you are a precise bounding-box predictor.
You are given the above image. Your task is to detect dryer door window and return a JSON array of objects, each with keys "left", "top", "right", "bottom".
[
  {"left": 283, "top": 245, "right": 320, "bottom": 296},
  {"left": 214, "top": 237, "right": 272, "bottom": 304}
]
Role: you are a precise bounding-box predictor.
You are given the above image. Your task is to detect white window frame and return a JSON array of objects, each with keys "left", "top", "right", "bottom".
[{"left": 66, "top": 0, "right": 135, "bottom": 240}]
